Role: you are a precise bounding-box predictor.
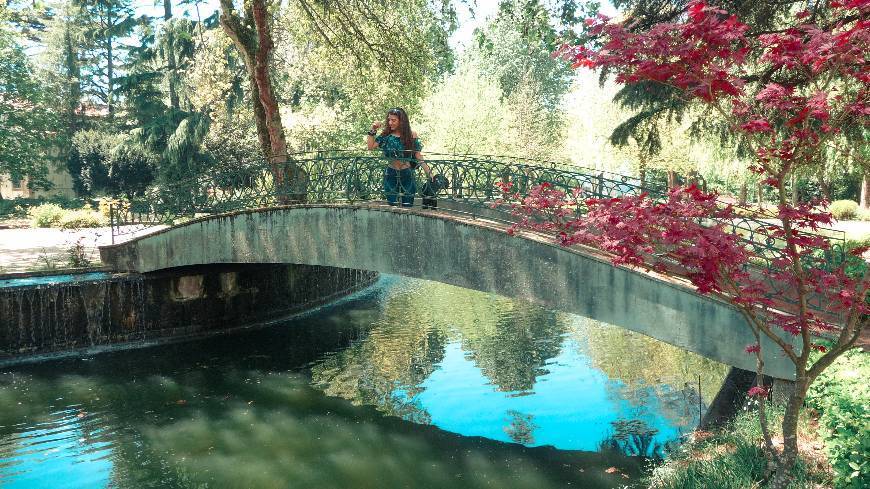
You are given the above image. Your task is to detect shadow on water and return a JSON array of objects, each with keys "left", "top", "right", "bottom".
[{"left": 0, "top": 275, "right": 727, "bottom": 489}]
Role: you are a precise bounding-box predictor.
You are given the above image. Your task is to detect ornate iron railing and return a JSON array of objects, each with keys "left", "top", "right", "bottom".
[
  {"left": 109, "top": 150, "right": 846, "bottom": 312},
  {"left": 109, "top": 151, "right": 659, "bottom": 236}
]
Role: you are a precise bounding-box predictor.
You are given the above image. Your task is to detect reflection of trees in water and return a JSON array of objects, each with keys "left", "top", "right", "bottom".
[
  {"left": 503, "top": 410, "right": 538, "bottom": 445},
  {"left": 456, "top": 305, "right": 566, "bottom": 393},
  {"left": 311, "top": 280, "right": 570, "bottom": 418},
  {"left": 572, "top": 316, "right": 728, "bottom": 429},
  {"left": 598, "top": 419, "right": 666, "bottom": 459},
  {"left": 310, "top": 326, "right": 447, "bottom": 423},
  {"left": 310, "top": 284, "right": 453, "bottom": 422}
]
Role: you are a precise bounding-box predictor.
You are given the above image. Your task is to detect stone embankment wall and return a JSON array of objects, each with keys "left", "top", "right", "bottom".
[{"left": 0, "top": 264, "right": 378, "bottom": 364}]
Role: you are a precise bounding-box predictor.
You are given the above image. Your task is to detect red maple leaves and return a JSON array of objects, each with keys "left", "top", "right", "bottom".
[{"left": 504, "top": 1, "right": 869, "bottom": 369}]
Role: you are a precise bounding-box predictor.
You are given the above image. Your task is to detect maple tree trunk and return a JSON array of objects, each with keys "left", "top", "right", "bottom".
[
  {"left": 790, "top": 174, "right": 798, "bottom": 204},
  {"left": 769, "top": 378, "right": 809, "bottom": 489},
  {"left": 738, "top": 182, "right": 748, "bottom": 206},
  {"left": 667, "top": 170, "right": 677, "bottom": 189}
]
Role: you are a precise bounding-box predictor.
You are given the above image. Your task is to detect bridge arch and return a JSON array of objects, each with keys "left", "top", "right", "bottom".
[{"left": 100, "top": 204, "right": 797, "bottom": 379}]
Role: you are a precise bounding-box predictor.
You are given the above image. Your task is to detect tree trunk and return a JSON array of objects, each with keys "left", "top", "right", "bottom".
[
  {"left": 769, "top": 378, "right": 810, "bottom": 489},
  {"left": 106, "top": 5, "right": 114, "bottom": 119},
  {"left": 861, "top": 172, "right": 870, "bottom": 209},
  {"left": 667, "top": 170, "right": 677, "bottom": 189},
  {"left": 757, "top": 181, "right": 764, "bottom": 206},
  {"left": 790, "top": 174, "right": 798, "bottom": 204},
  {"left": 219, "top": 0, "right": 306, "bottom": 201},
  {"left": 738, "top": 182, "right": 748, "bottom": 206},
  {"left": 818, "top": 172, "right": 831, "bottom": 201},
  {"left": 163, "top": 0, "right": 179, "bottom": 111},
  {"left": 63, "top": 27, "right": 81, "bottom": 136}
]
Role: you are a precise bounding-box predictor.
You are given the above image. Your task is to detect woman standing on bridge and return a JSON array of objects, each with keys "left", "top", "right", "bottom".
[{"left": 366, "top": 107, "right": 430, "bottom": 207}]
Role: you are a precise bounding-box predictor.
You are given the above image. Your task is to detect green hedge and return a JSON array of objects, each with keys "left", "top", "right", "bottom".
[{"left": 806, "top": 348, "right": 870, "bottom": 488}]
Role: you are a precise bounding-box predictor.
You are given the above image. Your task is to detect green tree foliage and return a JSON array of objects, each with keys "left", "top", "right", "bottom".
[
  {"left": 68, "top": 129, "right": 121, "bottom": 195},
  {"left": 272, "top": 0, "right": 459, "bottom": 150},
  {"left": 475, "top": 0, "right": 574, "bottom": 111},
  {"left": 0, "top": 10, "right": 56, "bottom": 197},
  {"left": 73, "top": 0, "right": 138, "bottom": 119},
  {"left": 421, "top": 2, "right": 574, "bottom": 160},
  {"left": 419, "top": 57, "right": 509, "bottom": 154},
  {"left": 118, "top": 14, "right": 208, "bottom": 184}
]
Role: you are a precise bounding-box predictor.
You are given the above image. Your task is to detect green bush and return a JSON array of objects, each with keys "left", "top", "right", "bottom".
[
  {"left": 830, "top": 200, "right": 859, "bottom": 220},
  {"left": 28, "top": 203, "right": 65, "bottom": 227},
  {"left": 0, "top": 200, "right": 24, "bottom": 217},
  {"left": 58, "top": 209, "right": 106, "bottom": 229},
  {"left": 806, "top": 348, "right": 870, "bottom": 488},
  {"left": 855, "top": 207, "right": 870, "bottom": 221}
]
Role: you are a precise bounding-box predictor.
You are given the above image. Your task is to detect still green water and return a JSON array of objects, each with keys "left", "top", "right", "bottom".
[{"left": 0, "top": 276, "right": 728, "bottom": 489}]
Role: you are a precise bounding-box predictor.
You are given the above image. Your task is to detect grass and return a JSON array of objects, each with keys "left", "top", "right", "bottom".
[
  {"left": 645, "top": 345, "right": 869, "bottom": 489},
  {"left": 644, "top": 402, "right": 833, "bottom": 489}
]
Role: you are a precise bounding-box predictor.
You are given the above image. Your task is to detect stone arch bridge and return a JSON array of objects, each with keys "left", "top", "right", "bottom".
[{"left": 100, "top": 151, "right": 847, "bottom": 380}]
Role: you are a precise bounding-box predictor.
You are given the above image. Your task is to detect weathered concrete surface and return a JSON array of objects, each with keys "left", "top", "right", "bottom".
[{"left": 100, "top": 204, "right": 799, "bottom": 379}]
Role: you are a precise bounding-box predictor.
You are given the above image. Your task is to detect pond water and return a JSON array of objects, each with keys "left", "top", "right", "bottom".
[
  {"left": 0, "top": 276, "right": 728, "bottom": 489},
  {"left": 0, "top": 272, "right": 111, "bottom": 289}
]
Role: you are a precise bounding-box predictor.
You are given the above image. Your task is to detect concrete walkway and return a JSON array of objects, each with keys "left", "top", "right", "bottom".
[{"left": 0, "top": 227, "right": 112, "bottom": 273}]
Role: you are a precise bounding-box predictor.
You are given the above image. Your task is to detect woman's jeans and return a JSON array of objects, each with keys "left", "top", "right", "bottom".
[{"left": 384, "top": 167, "right": 416, "bottom": 207}]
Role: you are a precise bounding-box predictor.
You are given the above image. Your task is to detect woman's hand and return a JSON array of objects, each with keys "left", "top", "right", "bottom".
[{"left": 371, "top": 121, "right": 382, "bottom": 130}]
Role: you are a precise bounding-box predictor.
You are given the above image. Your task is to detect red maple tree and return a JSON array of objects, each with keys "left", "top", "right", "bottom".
[{"left": 499, "top": 2, "right": 869, "bottom": 486}]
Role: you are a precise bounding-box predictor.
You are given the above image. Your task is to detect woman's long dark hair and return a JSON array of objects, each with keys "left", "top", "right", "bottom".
[{"left": 381, "top": 107, "right": 416, "bottom": 157}]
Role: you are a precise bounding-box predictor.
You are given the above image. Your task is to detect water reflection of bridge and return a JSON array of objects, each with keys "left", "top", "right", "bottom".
[{"left": 100, "top": 152, "right": 846, "bottom": 379}]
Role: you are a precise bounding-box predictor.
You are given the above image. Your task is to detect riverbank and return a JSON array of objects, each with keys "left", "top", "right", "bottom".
[{"left": 642, "top": 348, "right": 868, "bottom": 488}]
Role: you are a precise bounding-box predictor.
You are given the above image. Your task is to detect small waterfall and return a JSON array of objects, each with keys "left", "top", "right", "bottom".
[
  {"left": 80, "top": 282, "right": 108, "bottom": 346},
  {"left": 0, "top": 264, "right": 379, "bottom": 364}
]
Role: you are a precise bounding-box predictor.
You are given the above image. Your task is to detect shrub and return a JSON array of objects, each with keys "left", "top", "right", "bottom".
[
  {"left": 96, "top": 197, "right": 129, "bottom": 219},
  {"left": 830, "top": 200, "right": 859, "bottom": 220},
  {"left": 58, "top": 209, "right": 107, "bottom": 229},
  {"left": 0, "top": 200, "right": 24, "bottom": 217},
  {"left": 855, "top": 207, "right": 870, "bottom": 221},
  {"left": 28, "top": 203, "right": 65, "bottom": 227},
  {"left": 46, "top": 195, "right": 86, "bottom": 209}
]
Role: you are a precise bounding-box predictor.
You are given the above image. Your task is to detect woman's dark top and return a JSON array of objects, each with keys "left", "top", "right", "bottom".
[{"left": 375, "top": 134, "right": 423, "bottom": 163}]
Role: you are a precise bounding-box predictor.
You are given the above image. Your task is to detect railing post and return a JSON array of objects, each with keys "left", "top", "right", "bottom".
[
  {"left": 452, "top": 165, "right": 460, "bottom": 200},
  {"left": 597, "top": 172, "right": 605, "bottom": 199},
  {"left": 109, "top": 203, "right": 115, "bottom": 245}
]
